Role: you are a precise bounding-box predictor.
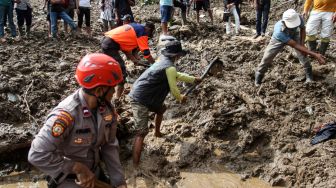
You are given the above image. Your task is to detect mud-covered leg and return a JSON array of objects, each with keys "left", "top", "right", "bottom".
[{"left": 255, "top": 38, "right": 285, "bottom": 86}]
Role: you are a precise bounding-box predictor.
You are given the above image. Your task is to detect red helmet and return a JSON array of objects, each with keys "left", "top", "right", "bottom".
[{"left": 75, "top": 53, "right": 123, "bottom": 89}]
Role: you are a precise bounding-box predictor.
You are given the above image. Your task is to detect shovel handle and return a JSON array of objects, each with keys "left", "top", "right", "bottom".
[{"left": 185, "top": 56, "right": 221, "bottom": 96}]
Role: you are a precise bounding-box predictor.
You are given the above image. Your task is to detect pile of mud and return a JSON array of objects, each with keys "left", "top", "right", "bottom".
[{"left": 1, "top": 0, "right": 336, "bottom": 187}]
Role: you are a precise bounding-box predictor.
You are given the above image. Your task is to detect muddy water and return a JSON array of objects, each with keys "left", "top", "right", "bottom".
[
  {"left": 0, "top": 169, "right": 279, "bottom": 188},
  {"left": 0, "top": 182, "right": 47, "bottom": 188},
  {"left": 178, "top": 171, "right": 277, "bottom": 188},
  {"left": 0, "top": 175, "right": 278, "bottom": 188}
]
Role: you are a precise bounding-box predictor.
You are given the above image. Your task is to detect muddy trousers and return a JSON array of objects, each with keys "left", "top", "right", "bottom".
[{"left": 255, "top": 38, "right": 311, "bottom": 77}]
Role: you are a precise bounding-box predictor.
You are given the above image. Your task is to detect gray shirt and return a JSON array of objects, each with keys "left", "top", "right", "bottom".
[{"left": 28, "top": 89, "right": 126, "bottom": 187}]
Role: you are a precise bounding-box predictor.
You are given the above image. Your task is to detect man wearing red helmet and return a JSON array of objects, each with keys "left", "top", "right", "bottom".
[
  {"left": 28, "top": 53, "right": 127, "bottom": 188},
  {"left": 101, "top": 22, "right": 155, "bottom": 100}
]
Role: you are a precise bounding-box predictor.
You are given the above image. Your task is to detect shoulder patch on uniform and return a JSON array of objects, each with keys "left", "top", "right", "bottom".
[
  {"left": 52, "top": 122, "right": 65, "bottom": 137},
  {"left": 50, "top": 110, "right": 74, "bottom": 137}
]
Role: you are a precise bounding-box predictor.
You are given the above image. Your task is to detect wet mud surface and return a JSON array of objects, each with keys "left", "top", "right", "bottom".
[{"left": 1, "top": 0, "right": 336, "bottom": 187}]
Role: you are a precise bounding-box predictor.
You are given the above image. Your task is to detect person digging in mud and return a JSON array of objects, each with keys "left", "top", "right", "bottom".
[
  {"left": 255, "top": 9, "right": 325, "bottom": 87},
  {"left": 128, "top": 40, "right": 202, "bottom": 168},
  {"left": 101, "top": 22, "right": 155, "bottom": 100},
  {"left": 189, "top": 0, "right": 213, "bottom": 25},
  {"left": 303, "top": 0, "right": 336, "bottom": 56},
  {"left": 28, "top": 53, "right": 127, "bottom": 188}
]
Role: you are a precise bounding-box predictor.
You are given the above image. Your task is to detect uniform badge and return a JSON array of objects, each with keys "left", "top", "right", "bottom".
[
  {"left": 104, "top": 114, "right": 113, "bottom": 121},
  {"left": 52, "top": 123, "right": 65, "bottom": 137},
  {"left": 74, "top": 137, "right": 83, "bottom": 144},
  {"left": 83, "top": 107, "right": 92, "bottom": 117}
]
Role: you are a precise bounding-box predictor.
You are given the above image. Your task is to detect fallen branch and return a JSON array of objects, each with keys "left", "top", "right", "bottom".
[
  {"left": 23, "top": 80, "right": 38, "bottom": 127},
  {"left": 223, "top": 106, "right": 247, "bottom": 116}
]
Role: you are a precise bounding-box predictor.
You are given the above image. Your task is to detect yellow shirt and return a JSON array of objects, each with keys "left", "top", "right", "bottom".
[
  {"left": 304, "top": 0, "right": 336, "bottom": 13},
  {"left": 165, "top": 67, "right": 195, "bottom": 102}
]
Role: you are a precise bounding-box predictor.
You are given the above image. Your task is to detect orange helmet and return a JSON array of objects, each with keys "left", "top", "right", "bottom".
[{"left": 75, "top": 53, "right": 123, "bottom": 89}]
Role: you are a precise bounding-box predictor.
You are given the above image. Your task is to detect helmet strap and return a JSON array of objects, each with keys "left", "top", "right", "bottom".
[{"left": 83, "top": 87, "right": 113, "bottom": 109}]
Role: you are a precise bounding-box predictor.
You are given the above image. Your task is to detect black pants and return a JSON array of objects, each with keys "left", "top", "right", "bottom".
[
  {"left": 101, "top": 37, "right": 127, "bottom": 84},
  {"left": 173, "top": 0, "right": 186, "bottom": 13},
  {"left": 256, "top": 1, "right": 270, "bottom": 35},
  {"left": 78, "top": 7, "right": 90, "bottom": 28},
  {"left": 16, "top": 7, "right": 32, "bottom": 27}
]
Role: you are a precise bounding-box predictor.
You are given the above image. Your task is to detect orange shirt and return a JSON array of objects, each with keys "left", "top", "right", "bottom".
[
  {"left": 105, "top": 23, "right": 151, "bottom": 58},
  {"left": 304, "top": 0, "right": 336, "bottom": 13}
]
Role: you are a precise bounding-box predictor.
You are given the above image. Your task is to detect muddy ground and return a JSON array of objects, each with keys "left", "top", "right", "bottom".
[{"left": 0, "top": 0, "right": 336, "bottom": 187}]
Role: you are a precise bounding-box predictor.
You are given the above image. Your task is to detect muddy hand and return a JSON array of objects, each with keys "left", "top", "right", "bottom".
[
  {"left": 194, "top": 77, "right": 202, "bottom": 85},
  {"left": 315, "top": 53, "right": 325, "bottom": 65},
  {"left": 73, "top": 162, "right": 95, "bottom": 188},
  {"left": 180, "top": 95, "right": 187, "bottom": 104},
  {"left": 302, "top": 11, "right": 308, "bottom": 19}
]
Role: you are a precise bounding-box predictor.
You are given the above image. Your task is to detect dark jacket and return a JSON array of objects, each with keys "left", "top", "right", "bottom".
[{"left": 129, "top": 55, "right": 174, "bottom": 112}]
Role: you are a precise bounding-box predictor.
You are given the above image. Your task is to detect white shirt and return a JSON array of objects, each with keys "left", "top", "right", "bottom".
[{"left": 79, "top": 0, "right": 91, "bottom": 7}]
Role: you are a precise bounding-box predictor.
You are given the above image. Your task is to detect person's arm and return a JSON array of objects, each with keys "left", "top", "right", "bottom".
[
  {"left": 28, "top": 111, "right": 76, "bottom": 183},
  {"left": 100, "top": 132, "right": 127, "bottom": 187},
  {"left": 28, "top": 110, "right": 95, "bottom": 187},
  {"left": 287, "top": 39, "right": 325, "bottom": 64},
  {"left": 166, "top": 67, "right": 196, "bottom": 102},
  {"left": 136, "top": 35, "right": 155, "bottom": 63},
  {"left": 303, "top": 0, "right": 313, "bottom": 18},
  {"left": 124, "top": 51, "right": 140, "bottom": 64}
]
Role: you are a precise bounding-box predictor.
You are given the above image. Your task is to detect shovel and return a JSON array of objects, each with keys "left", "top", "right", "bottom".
[{"left": 185, "top": 56, "right": 223, "bottom": 96}]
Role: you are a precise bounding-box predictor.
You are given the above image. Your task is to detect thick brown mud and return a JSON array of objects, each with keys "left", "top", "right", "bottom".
[{"left": 1, "top": 0, "right": 336, "bottom": 187}]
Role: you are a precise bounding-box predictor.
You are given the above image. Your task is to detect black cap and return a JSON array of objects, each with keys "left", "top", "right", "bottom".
[{"left": 161, "top": 40, "right": 187, "bottom": 57}]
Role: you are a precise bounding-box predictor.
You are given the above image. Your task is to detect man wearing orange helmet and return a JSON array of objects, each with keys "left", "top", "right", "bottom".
[
  {"left": 28, "top": 53, "right": 127, "bottom": 188},
  {"left": 101, "top": 22, "right": 155, "bottom": 100}
]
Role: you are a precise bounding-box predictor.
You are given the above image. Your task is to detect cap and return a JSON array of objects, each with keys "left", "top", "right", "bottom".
[
  {"left": 282, "top": 9, "right": 301, "bottom": 28},
  {"left": 161, "top": 40, "right": 187, "bottom": 57}
]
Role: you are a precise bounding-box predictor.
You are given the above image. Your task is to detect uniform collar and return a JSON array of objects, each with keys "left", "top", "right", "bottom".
[{"left": 78, "top": 89, "right": 107, "bottom": 117}]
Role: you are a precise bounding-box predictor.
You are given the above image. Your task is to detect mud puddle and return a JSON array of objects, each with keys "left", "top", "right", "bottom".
[{"left": 0, "top": 168, "right": 278, "bottom": 188}]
